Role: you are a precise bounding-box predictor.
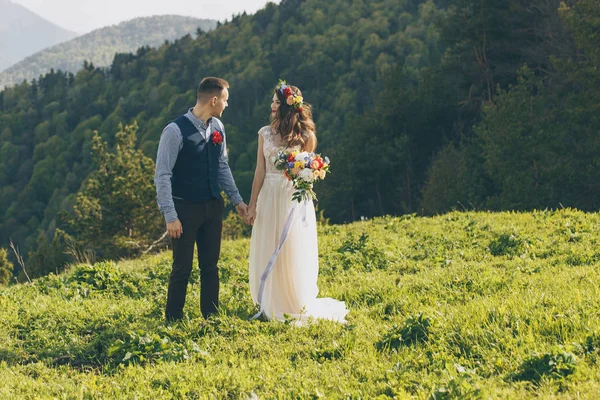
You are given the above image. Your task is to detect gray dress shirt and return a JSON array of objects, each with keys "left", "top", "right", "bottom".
[{"left": 154, "top": 108, "right": 243, "bottom": 223}]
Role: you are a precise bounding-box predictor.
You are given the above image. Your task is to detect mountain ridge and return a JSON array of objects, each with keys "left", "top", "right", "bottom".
[
  {"left": 0, "top": 0, "right": 78, "bottom": 71},
  {"left": 0, "top": 15, "right": 217, "bottom": 88}
]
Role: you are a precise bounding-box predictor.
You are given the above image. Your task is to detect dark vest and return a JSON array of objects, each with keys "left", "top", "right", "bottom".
[{"left": 171, "top": 115, "right": 221, "bottom": 203}]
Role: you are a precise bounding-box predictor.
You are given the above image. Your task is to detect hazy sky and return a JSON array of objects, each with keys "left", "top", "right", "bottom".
[{"left": 12, "top": 0, "right": 280, "bottom": 34}]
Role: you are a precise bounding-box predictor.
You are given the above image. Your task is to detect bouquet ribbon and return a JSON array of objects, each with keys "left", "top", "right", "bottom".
[{"left": 250, "top": 200, "right": 308, "bottom": 320}]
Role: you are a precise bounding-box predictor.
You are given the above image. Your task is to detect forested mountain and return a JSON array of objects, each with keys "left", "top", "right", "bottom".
[
  {"left": 0, "top": 0, "right": 439, "bottom": 266},
  {"left": 0, "top": 0, "right": 598, "bottom": 278},
  {"left": 0, "top": 16, "right": 217, "bottom": 89},
  {"left": 0, "top": 0, "right": 77, "bottom": 71}
]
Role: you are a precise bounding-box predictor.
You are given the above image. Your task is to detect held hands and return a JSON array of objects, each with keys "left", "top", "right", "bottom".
[
  {"left": 235, "top": 201, "right": 257, "bottom": 225},
  {"left": 235, "top": 202, "right": 249, "bottom": 220},
  {"left": 166, "top": 219, "right": 183, "bottom": 239},
  {"left": 246, "top": 204, "right": 257, "bottom": 225}
]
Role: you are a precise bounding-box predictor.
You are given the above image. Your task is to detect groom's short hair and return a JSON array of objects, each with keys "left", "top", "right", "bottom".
[{"left": 197, "top": 77, "right": 229, "bottom": 102}]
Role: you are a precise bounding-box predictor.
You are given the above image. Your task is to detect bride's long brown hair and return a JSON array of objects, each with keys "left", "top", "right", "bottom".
[{"left": 270, "top": 85, "right": 317, "bottom": 150}]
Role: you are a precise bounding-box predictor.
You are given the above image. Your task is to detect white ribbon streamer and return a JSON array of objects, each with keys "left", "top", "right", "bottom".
[{"left": 250, "top": 200, "right": 308, "bottom": 320}]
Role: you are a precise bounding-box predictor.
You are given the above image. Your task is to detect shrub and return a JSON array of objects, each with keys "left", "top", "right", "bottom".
[
  {"left": 512, "top": 352, "right": 577, "bottom": 384},
  {"left": 376, "top": 313, "right": 432, "bottom": 350}
]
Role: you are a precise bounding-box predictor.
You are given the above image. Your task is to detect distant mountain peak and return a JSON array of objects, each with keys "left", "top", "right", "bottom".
[
  {"left": 0, "top": 15, "right": 217, "bottom": 89},
  {"left": 0, "top": 0, "right": 77, "bottom": 71}
]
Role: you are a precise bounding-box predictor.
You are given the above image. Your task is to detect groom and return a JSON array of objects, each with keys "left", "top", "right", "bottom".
[{"left": 154, "top": 77, "right": 248, "bottom": 321}]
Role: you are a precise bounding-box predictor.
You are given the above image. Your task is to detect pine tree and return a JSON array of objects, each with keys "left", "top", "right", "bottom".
[{"left": 64, "top": 122, "right": 165, "bottom": 260}]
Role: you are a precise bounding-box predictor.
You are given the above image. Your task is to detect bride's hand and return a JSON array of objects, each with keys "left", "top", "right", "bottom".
[{"left": 246, "top": 204, "right": 257, "bottom": 225}]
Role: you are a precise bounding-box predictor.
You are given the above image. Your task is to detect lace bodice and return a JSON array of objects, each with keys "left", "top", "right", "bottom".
[{"left": 259, "top": 126, "right": 300, "bottom": 174}]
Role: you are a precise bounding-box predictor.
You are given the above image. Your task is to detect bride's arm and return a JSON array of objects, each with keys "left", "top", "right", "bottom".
[
  {"left": 247, "top": 134, "right": 266, "bottom": 225},
  {"left": 304, "top": 131, "right": 317, "bottom": 152}
]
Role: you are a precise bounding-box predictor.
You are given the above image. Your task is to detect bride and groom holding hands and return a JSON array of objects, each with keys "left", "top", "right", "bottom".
[{"left": 154, "top": 77, "right": 349, "bottom": 324}]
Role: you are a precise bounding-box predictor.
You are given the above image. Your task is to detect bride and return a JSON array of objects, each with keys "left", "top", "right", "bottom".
[{"left": 246, "top": 81, "right": 349, "bottom": 323}]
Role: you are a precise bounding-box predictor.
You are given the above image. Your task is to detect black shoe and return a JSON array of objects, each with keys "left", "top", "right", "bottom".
[{"left": 203, "top": 311, "right": 218, "bottom": 320}]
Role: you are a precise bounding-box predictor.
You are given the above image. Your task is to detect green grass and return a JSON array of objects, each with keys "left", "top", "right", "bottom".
[{"left": 2, "top": 209, "right": 600, "bottom": 399}]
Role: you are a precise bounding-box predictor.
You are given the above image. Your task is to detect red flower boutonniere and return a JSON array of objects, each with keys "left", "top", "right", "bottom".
[{"left": 210, "top": 130, "right": 223, "bottom": 145}]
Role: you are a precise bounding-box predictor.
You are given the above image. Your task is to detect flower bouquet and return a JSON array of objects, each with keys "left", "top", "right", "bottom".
[{"left": 274, "top": 148, "right": 330, "bottom": 202}]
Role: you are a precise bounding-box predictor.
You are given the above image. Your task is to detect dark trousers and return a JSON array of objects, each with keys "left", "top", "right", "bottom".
[{"left": 165, "top": 196, "right": 224, "bottom": 320}]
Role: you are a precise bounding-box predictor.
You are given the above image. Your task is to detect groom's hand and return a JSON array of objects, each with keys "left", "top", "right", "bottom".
[
  {"left": 167, "top": 219, "right": 183, "bottom": 239},
  {"left": 235, "top": 202, "right": 248, "bottom": 219}
]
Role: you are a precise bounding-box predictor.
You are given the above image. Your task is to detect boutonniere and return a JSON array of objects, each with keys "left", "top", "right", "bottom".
[{"left": 210, "top": 130, "right": 223, "bottom": 145}]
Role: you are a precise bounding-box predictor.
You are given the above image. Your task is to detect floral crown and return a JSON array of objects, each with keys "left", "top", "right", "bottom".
[{"left": 275, "top": 79, "right": 303, "bottom": 112}]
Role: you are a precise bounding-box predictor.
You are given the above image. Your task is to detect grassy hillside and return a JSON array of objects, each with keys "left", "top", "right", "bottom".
[{"left": 1, "top": 210, "right": 600, "bottom": 398}]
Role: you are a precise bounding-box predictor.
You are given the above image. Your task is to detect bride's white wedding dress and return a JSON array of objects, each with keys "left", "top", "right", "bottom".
[{"left": 249, "top": 126, "right": 349, "bottom": 323}]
